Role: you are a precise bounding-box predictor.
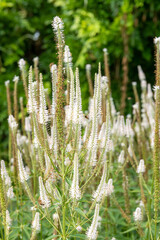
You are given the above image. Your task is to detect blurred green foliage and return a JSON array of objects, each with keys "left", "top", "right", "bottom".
[{"left": 0, "top": 0, "right": 160, "bottom": 158}]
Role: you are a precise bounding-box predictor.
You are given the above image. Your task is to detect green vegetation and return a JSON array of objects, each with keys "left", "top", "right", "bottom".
[
  {"left": 0, "top": 7, "right": 160, "bottom": 239},
  {"left": 1, "top": 0, "right": 160, "bottom": 158}
]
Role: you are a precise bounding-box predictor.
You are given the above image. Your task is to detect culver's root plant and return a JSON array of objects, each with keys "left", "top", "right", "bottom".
[{"left": 0, "top": 16, "right": 160, "bottom": 240}]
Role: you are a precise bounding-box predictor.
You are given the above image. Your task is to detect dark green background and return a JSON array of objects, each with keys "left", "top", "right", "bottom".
[{"left": 0, "top": 0, "right": 160, "bottom": 158}]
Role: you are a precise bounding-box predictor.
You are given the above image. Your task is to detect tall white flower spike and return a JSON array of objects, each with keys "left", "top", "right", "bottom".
[
  {"left": 70, "top": 153, "right": 81, "bottom": 200},
  {"left": 137, "top": 159, "right": 145, "bottom": 174},
  {"left": 18, "top": 150, "right": 29, "bottom": 183},
  {"left": 86, "top": 204, "right": 100, "bottom": 240},
  {"left": 32, "top": 212, "right": 41, "bottom": 232},
  {"left": 39, "top": 176, "right": 51, "bottom": 208}
]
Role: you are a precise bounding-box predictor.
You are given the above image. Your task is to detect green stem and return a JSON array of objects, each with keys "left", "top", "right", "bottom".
[{"left": 62, "top": 151, "right": 66, "bottom": 240}]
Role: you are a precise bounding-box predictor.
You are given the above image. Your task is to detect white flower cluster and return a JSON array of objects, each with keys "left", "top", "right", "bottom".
[
  {"left": 137, "top": 159, "right": 145, "bottom": 174},
  {"left": 5, "top": 80, "right": 10, "bottom": 87},
  {"left": 86, "top": 204, "right": 100, "bottom": 240},
  {"left": 7, "top": 186, "right": 14, "bottom": 199},
  {"left": 137, "top": 65, "right": 146, "bottom": 82},
  {"left": 133, "top": 207, "right": 142, "bottom": 222},
  {"left": 18, "top": 58, "right": 25, "bottom": 70},
  {"left": 70, "top": 153, "right": 81, "bottom": 200},
  {"left": 39, "top": 176, "right": 51, "bottom": 208},
  {"left": 93, "top": 167, "right": 106, "bottom": 202},
  {"left": 52, "top": 16, "right": 64, "bottom": 32},
  {"left": 6, "top": 210, "right": 12, "bottom": 230},
  {"left": 33, "top": 56, "right": 39, "bottom": 65},
  {"left": 39, "top": 74, "right": 48, "bottom": 124},
  {"left": 86, "top": 64, "right": 91, "bottom": 71},
  {"left": 76, "top": 225, "right": 82, "bottom": 232},
  {"left": 18, "top": 150, "right": 29, "bottom": 183},
  {"left": 154, "top": 37, "right": 160, "bottom": 45},
  {"left": 13, "top": 75, "right": 19, "bottom": 83},
  {"left": 64, "top": 45, "right": 72, "bottom": 66},
  {"left": 103, "top": 48, "right": 108, "bottom": 54},
  {"left": 1, "top": 160, "right": 14, "bottom": 199},
  {"left": 106, "top": 179, "right": 114, "bottom": 196},
  {"left": 32, "top": 212, "right": 41, "bottom": 232},
  {"left": 25, "top": 117, "right": 32, "bottom": 132},
  {"left": 27, "top": 67, "right": 38, "bottom": 114},
  {"left": 118, "top": 150, "right": 125, "bottom": 164},
  {"left": 8, "top": 115, "right": 18, "bottom": 131},
  {"left": 112, "top": 115, "right": 133, "bottom": 138},
  {"left": 1, "top": 160, "right": 11, "bottom": 186}
]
